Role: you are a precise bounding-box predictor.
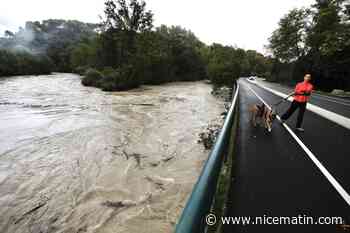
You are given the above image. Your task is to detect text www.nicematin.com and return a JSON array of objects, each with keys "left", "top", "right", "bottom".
[{"left": 205, "top": 214, "right": 345, "bottom": 226}]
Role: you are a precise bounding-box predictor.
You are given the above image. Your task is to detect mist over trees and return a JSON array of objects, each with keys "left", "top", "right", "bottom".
[
  {"left": 0, "top": 19, "right": 99, "bottom": 76},
  {"left": 268, "top": 0, "right": 350, "bottom": 91},
  {"left": 0, "top": 0, "right": 272, "bottom": 90},
  {"left": 0, "top": 50, "right": 53, "bottom": 77},
  {"left": 77, "top": 0, "right": 272, "bottom": 90}
]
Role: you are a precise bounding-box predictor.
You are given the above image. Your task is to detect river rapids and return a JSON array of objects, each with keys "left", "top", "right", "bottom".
[{"left": 0, "top": 73, "right": 224, "bottom": 233}]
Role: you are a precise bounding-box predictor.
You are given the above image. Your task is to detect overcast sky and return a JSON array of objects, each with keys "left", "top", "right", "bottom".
[{"left": 0, "top": 0, "right": 315, "bottom": 53}]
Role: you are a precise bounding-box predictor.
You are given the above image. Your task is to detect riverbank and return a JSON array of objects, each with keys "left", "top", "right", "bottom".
[{"left": 0, "top": 73, "right": 225, "bottom": 233}]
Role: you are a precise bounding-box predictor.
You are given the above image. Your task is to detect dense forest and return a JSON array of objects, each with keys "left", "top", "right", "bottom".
[
  {"left": 0, "top": 0, "right": 271, "bottom": 90},
  {"left": 0, "top": 20, "right": 99, "bottom": 76},
  {"left": 268, "top": 0, "right": 350, "bottom": 91},
  {"left": 1, "top": 0, "right": 349, "bottom": 92}
]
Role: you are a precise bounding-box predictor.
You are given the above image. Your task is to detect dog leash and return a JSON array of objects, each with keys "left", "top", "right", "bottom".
[
  {"left": 273, "top": 92, "right": 294, "bottom": 107},
  {"left": 271, "top": 92, "right": 295, "bottom": 116}
]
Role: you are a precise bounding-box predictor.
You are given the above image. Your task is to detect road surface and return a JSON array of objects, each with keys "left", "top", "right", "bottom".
[
  {"left": 224, "top": 78, "right": 350, "bottom": 233},
  {"left": 256, "top": 79, "right": 350, "bottom": 118}
]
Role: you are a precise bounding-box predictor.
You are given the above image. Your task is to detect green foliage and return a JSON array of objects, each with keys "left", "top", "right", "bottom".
[
  {"left": 0, "top": 50, "right": 53, "bottom": 77},
  {"left": 268, "top": 1, "right": 350, "bottom": 91},
  {"left": 206, "top": 44, "right": 242, "bottom": 87},
  {"left": 103, "top": 0, "right": 153, "bottom": 32},
  {"left": 136, "top": 26, "right": 207, "bottom": 84},
  {"left": 101, "top": 67, "right": 115, "bottom": 77},
  {"left": 0, "top": 19, "right": 99, "bottom": 74},
  {"left": 74, "top": 66, "right": 90, "bottom": 75},
  {"left": 71, "top": 40, "right": 98, "bottom": 69},
  {"left": 81, "top": 68, "right": 104, "bottom": 87},
  {"left": 268, "top": 8, "right": 310, "bottom": 62},
  {"left": 99, "top": 65, "right": 140, "bottom": 91},
  {"left": 99, "top": 71, "right": 119, "bottom": 91},
  {"left": 1, "top": 0, "right": 273, "bottom": 92},
  {"left": 81, "top": 66, "right": 140, "bottom": 91},
  {"left": 102, "top": 0, "right": 153, "bottom": 65}
]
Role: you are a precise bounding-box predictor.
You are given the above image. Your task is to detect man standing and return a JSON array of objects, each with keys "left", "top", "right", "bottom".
[{"left": 281, "top": 74, "right": 313, "bottom": 132}]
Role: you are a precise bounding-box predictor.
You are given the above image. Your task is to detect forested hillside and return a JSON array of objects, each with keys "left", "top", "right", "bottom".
[
  {"left": 0, "top": 0, "right": 272, "bottom": 90},
  {"left": 0, "top": 19, "right": 98, "bottom": 76},
  {"left": 73, "top": 0, "right": 272, "bottom": 91}
]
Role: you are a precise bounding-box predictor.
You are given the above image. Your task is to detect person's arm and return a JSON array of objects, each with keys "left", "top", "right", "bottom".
[
  {"left": 294, "top": 84, "right": 302, "bottom": 95},
  {"left": 294, "top": 83, "right": 312, "bottom": 96},
  {"left": 307, "top": 85, "right": 314, "bottom": 96},
  {"left": 301, "top": 85, "right": 313, "bottom": 96}
]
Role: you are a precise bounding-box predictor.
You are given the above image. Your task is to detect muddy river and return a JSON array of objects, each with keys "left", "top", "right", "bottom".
[{"left": 0, "top": 73, "right": 224, "bottom": 233}]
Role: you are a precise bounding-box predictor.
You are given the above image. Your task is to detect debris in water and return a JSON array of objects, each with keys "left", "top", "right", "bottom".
[
  {"left": 145, "top": 175, "right": 175, "bottom": 187},
  {"left": 149, "top": 161, "right": 160, "bottom": 167},
  {"left": 198, "top": 86, "right": 231, "bottom": 149},
  {"left": 122, "top": 150, "right": 147, "bottom": 168},
  {"left": 14, "top": 201, "right": 47, "bottom": 224},
  {"left": 198, "top": 122, "right": 222, "bottom": 150},
  {"left": 162, "top": 153, "right": 176, "bottom": 163},
  {"left": 102, "top": 200, "right": 137, "bottom": 209}
]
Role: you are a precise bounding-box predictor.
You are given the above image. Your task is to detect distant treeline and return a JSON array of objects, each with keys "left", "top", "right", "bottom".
[
  {"left": 268, "top": 0, "right": 350, "bottom": 91},
  {"left": 0, "top": 19, "right": 98, "bottom": 77},
  {"left": 0, "top": 0, "right": 272, "bottom": 90},
  {"left": 0, "top": 50, "right": 52, "bottom": 76},
  {"left": 75, "top": 0, "right": 272, "bottom": 90}
]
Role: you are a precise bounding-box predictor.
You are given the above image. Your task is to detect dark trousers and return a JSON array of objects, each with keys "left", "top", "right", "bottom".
[{"left": 281, "top": 101, "right": 307, "bottom": 128}]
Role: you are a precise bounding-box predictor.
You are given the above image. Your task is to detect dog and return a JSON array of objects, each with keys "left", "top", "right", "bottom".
[{"left": 250, "top": 103, "right": 277, "bottom": 132}]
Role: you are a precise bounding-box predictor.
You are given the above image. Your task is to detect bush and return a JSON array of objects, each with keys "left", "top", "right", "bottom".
[
  {"left": 100, "top": 65, "right": 140, "bottom": 91},
  {"left": 116, "top": 65, "right": 140, "bottom": 91},
  {"left": 81, "top": 68, "right": 103, "bottom": 87},
  {"left": 99, "top": 70, "right": 118, "bottom": 91},
  {"left": 0, "top": 50, "right": 53, "bottom": 77},
  {"left": 101, "top": 66, "right": 115, "bottom": 77},
  {"left": 74, "top": 66, "right": 89, "bottom": 75},
  {"left": 208, "top": 62, "right": 239, "bottom": 87}
]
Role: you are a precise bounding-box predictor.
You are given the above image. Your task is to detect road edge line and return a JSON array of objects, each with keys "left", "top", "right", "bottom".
[
  {"left": 248, "top": 80, "right": 350, "bottom": 130},
  {"left": 247, "top": 85, "right": 350, "bottom": 207}
]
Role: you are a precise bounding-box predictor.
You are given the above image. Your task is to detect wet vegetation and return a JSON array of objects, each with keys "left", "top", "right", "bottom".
[
  {"left": 1, "top": 0, "right": 348, "bottom": 92},
  {"left": 77, "top": 0, "right": 272, "bottom": 90},
  {"left": 0, "top": 0, "right": 271, "bottom": 90},
  {"left": 267, "top": 0, "right": 350, "bottom": 91},
  {"left": 0, "top": 50, "right": 53, "bottom": 76},
  {"left": 0, "top": 20, "right": 98, "bottom": 76}
]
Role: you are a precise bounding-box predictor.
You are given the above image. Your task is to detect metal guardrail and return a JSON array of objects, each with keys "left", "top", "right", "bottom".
[{"left": 174, "top": 85, "right": 240, "bottom": 233}]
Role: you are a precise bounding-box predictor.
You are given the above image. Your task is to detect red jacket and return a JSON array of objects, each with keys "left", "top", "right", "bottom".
[{"left": 294, "top": 81, "right": 313, "bottom": 103}]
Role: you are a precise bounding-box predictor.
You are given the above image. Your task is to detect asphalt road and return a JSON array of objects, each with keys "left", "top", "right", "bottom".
[
  {"left": 256, "top": 79, "right": 350, "bottom": 118},
  {"left": 223, "top": 79, "right": 350, "bottom": 233}
]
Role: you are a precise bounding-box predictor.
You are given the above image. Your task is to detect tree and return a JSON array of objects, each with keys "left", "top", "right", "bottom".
[
  {"left": 103, "top": 0, "right": 153, "bottom": 32},
  {"left": 207, "top": 44, "right": 242, "bottom": 86},
  {"left": 70, "top": 40, "right": 97, "bottom": 69},
  {"left": 102, "top": 0, "right": 153, "bottom": 63},
  {"left": 307, "top": 0, "right": 349, "bottom": 56},
  {"left": 268, "top": 8, "right": 311, "bottom": 62},
  {"left": 268, "top": 1, "right": 350, "bottom": 90}
]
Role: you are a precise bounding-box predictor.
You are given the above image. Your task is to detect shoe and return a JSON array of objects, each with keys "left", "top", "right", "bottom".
[{"left": 296, "top": 128, "right": 305, "bottom": 132}]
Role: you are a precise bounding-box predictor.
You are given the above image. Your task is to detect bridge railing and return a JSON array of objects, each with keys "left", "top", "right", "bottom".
[{"left": 174, "top": 85, "right": 240, "bottom": 233}]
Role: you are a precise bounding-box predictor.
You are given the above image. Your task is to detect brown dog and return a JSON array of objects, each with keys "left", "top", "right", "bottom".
[{"left": 250, "top": 103, "right": 277, "bottom": 132}]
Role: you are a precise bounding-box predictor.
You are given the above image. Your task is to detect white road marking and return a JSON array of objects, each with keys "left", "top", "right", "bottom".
[
  {"left": 261, "top": 82, "right": 350, "bottom": 106},
  {"left": 247, "top": 80, "right": 350, "bottom": 130},
  {"left": 253, "top": 79, "right": 350, "bottom": 106},
  {"left": 246, "top": 84, "right": 350, "bottom": 206},
  {"left": 313, "top": 93, "right": 350, "bottom": 106}
]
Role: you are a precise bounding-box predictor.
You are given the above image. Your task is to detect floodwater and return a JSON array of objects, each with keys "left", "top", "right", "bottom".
[{"left": 0, "top": 73, "right": 224, "bottom": 233}]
